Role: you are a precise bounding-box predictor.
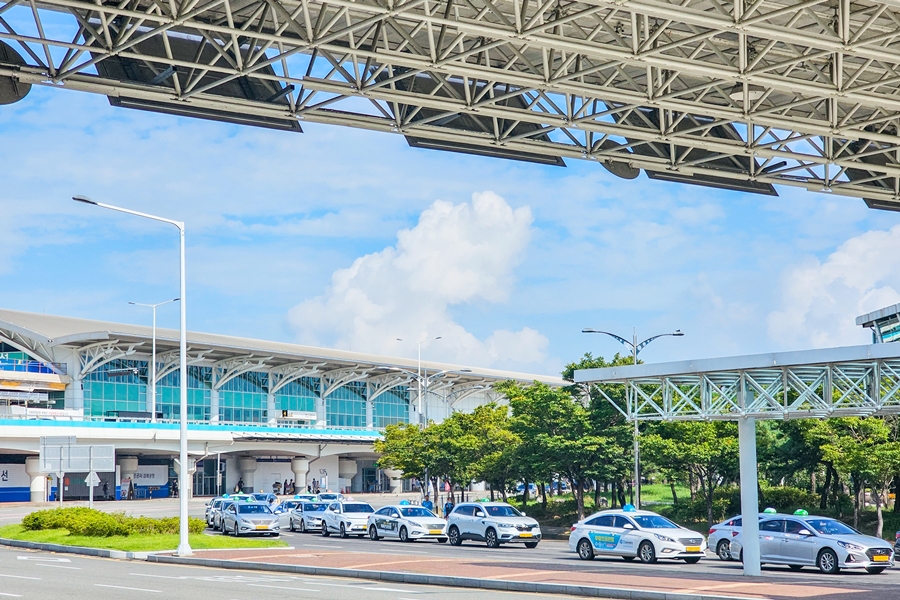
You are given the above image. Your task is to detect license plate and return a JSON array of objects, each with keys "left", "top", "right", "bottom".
[
  {"left": 686, "top": 546, "right": 701, "bottom": 553},
  {"left": 255, "top": 525, "right": 268, "bottom": 530},
  {"left": 873, "top": 555, "right": 889, "bottom": 562},
  {"left": 520, "top": 533, "right": 533, "bottom": 538},
  {"left": 429, "top": 530, "right": 443, "bottom": 535}
]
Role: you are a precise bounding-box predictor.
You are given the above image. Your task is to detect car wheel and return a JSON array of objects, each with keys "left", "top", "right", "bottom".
[
  {"left": 788, "top": 565, "right": 803, "bottom": 572},
  {"left": 369, "top": 525, "right": 380, "bottom": 541},
  {"left": 448, "top": 526, "right": 463, "bottom": 546},
  {"left": 289, "top": 518, "right": 295, "bottom": 532},
  {"left": 577, "top": 539, "right": 594, "bottom": 561},
  {"left": 299, "top": 520, "right": 306, "bottom": 533},
  {"left": 817, "top": 548, "right": 840, "bottom": 574},
  {"left": 399, "top": 527, "right": 410, "bottom": 542},
  {"left": 684, "top": 557, "right": 701, "bottom": 564},
  {"left": 232, "top": 524, "right": 240, "bottom": 538},
  {"left": 716, "top": 540, "right": 731, "bottom": 561},
  {"left": 866, "top": 567, "right": 886, "bottom": 574},
  {"left": 638, "top": 541, "right": 657, "bottom": 564},
  {"left": 340, "top": 523, "right": 348, "bottom": 539},
  {"left": 322, "top": 524, "right": 330, "bottom": 537},
  {"left": 485, "top": 528, "right": 500, "bottom": 549},
  {"left": 524, "top": 542, "right": 538, "bottom": 549}
]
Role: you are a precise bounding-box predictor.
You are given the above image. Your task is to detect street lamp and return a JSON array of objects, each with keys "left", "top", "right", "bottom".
[
  {"left": 129, "top": 298, "right": 179, "bottom": 423},
  {"left": 395, "top": 336, "right": 441, "bottom": 422},
  {"left": 73, "top": 195, "right": 192, "bottom": 557},
  {"left": 582, "top": 327, "right": 684, "bottom": 509}
]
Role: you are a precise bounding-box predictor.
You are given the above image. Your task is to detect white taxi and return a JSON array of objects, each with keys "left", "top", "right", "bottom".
[
  {"left": 367, "top": 505, "right": 448, "bottom": 543},
  {"left": 321, "top": 501, "right": 375, "bottom": 538},
  {"left": 569, "top": 506, "right": 706, "bottom": 564}
]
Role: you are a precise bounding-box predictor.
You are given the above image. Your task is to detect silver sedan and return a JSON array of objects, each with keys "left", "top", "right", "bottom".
[{"left": 731, "top": 512, "right": 894, "bottom": 574}]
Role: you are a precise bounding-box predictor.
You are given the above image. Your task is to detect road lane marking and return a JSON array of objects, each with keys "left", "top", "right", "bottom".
[
  {"left": 17, "top": 556, "right": 71, "bottom": 562},
  {"left": 95, "top": 584, "right": 161, "bottom": 593},
  {"left": 299, "top": 544, "right": 341, "bottom": 549},
  {"left": 246, "top": 584, "right": 320, "bottom": 592},
  {"left": 35, "top": 564, "right": 81, "bottom": 570},
  {"left": 0, "top": 592, "right": 23, "bottom": 597},
  {"left": 0, "top": 574, "right": 40, "bottom": 580},
  {"left": 290, "top": 579, "right": 421, "bottom": 594}
]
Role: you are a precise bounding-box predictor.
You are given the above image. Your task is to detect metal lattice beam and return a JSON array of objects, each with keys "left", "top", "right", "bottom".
[
  {"left": 5, "top": 0, "right": 900, "bottom": 207},
  {"left": 575, "top": 344, "right": 900, "bottom": 421}
]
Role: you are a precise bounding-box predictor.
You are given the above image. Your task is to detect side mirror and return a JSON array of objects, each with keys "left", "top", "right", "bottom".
[
  {"left": 798, "top": 529, "right": 812, "bottom": 536},
  {"left": 623, "top": 523, "right": 635, "bottom": 530}
]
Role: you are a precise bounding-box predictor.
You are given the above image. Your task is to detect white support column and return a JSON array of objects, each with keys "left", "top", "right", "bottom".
[
  {"left": 237, "top": 456, "right": 257, "bottom": 493},
  {"left": 738, "top": 416, "right": 761, "bottom": 576},
  {"left": 267, "top": 391, "right": 277, "bottom": 426},
  {"left": 210, "top": 388, "right": 219, "bottom": 424},
  {"left": 315, "top": 378, "right": 327, "bottom": 426},
  {"left": 25, "top": 456, "right": 46, "bottom": 503},
  {"left": 291, "top": 458, "right": 309, "bottom": 491}
]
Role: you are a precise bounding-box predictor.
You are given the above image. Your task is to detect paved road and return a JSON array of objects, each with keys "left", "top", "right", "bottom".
[{"left": 0, "top": 545, "right": 562, "bottom": 600}]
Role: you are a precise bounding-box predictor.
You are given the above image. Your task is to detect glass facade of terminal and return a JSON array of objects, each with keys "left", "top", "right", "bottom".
[{"left": 77, "top": 359, "right": 408, "bottom": 427}]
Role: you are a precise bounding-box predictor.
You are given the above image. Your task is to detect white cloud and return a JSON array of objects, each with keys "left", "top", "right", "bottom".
[
  {"left": 767, "top": 224, "right": 900, "bottom": 348},
  {"left": 287, "top": 191, "right": 548, "bottom": 369}
]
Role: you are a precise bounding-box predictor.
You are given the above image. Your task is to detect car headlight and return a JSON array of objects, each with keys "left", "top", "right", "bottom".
[
  {"left": 838, "top": 541, "right": 865, "bottom": 552},
  {"left": 654, "top": 533, "right": 676, "bottom": 543}
]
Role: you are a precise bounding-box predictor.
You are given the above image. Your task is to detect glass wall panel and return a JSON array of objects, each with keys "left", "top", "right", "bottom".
[
  {"left": 82, "top": 359, "right": 148, "bottom": 417},
  {"left": 276, "top": 377, "right": 318, "bottom": 413},
  {"left": 374, "top": 386, "right": 409, "bottom": 428},
  {"left": 326, "top": 381, "right": 366, "bottom": 428},
  {"left": 219, "top": 371, "right": 267, "bottom": 423},
  {"left": 157, "top": 366, "right": 211, "bottom": 421}
]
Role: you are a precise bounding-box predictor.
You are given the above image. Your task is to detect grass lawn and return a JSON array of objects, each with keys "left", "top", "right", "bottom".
[{"left": 0, "top": 524, "right": 289, "bottom": 552}]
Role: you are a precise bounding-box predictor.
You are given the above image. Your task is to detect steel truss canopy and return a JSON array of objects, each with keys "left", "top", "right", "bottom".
[
  {"left": 574, "top": 343, "right": 900, "bottom": 421},
  {"left": 5, "top": 0, "right": 900, "bottom": 206}
]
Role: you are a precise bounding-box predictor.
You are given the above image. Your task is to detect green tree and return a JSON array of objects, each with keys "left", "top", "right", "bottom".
[
  {"left": 642, "top": 421, "right": 739, "bottom": 529},
  {"left": 374, "top": 422, "right": 430, "bottom": 487}
]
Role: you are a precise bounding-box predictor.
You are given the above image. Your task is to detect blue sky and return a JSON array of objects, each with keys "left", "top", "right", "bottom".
[{"left": 3, "top": 85, "right": 900, "bottom": 376}]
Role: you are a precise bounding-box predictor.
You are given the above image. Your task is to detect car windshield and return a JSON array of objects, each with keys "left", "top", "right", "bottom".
[
  {"left": 238, "top": 504, "right": 273, "bottom": 514},
  {"left": 484, "top": 505, "right": 522, "bottom": 517},
  {"left": 303, "top": 503, "right": 328, "bottom": 511},
  {"left": 343, "top": 503, "right": 374, "bottom": 513},
  {"left": 319, "top": 494, "right": 338, "bottom": 500},
  {"left": 400, "top": 507, "right": 436, "bottom": 518},
  {"left": 632, "top": 515, "right": 679, "bottom": 529},
  {"left": 806, "top": 519, "right": 859, "bottom": 535}
]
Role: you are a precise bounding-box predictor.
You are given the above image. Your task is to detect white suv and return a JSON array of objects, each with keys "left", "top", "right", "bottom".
[
  {"left": 322, "top": 501, "right": 375, "bottom": 538},
  {"left": 447, "top": 502, "right": 541, "bottom": 548}
]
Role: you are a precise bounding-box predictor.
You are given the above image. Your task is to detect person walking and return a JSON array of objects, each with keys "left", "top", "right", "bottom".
[
  {"left": 422, "top": 495, "right": 434, "bottom": 512},
  {"left": 102, "top": 480, "right": 110, "bottom": 501},
  {"left": 443, "top": 499, "right": 455, "bottom": 518},
  {"left": 171, "top": 478, "right": 178, "bottom": 498}
]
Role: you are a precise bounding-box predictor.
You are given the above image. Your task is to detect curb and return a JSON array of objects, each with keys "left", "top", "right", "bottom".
[
  {"left": 0, "top": 537, "right": 151, "bottom": 560},
  {"left": 146, "top": 554, "right": 769, "bottom": 600}
]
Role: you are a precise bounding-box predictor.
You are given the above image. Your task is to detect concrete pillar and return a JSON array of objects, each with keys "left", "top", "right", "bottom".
[
  {"left": 383, "top": 469, "right": 403, "bottom": 494},
  {"left": 267, "top": 391, "right": 277, "bottom": 426},
  {"left": 338, "top": 459, "right": 357, "bottom": 493},
  {"left": 25, "top": 456, "right": 46, "bottom": 503},
  {"left": 291, "top": 458, "right": 309, "bottom": 491},
  {"left": 739, "top": 416, "right": 760, "bottom": 576},
  {"left": 210, "top": 388, "right": 220, "bottom": 423},
  {"left": 237, "top": 456, "right": 257, "bottom": 493},
  {"left": 365, "top": 398, "right": 374, "bottom": 430}
]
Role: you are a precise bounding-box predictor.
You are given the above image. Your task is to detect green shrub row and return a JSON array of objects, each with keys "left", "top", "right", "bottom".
[
  {"left": 660, "top": 485, "right": 827, "bottom": 525},
  {"left": 22, "top": 507, "right": 205, "bottom": 537}
]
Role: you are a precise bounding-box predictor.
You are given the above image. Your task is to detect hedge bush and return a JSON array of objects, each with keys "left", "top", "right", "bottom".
[{"left": 22, "top": 508, "right": 205, "bottom": 537}]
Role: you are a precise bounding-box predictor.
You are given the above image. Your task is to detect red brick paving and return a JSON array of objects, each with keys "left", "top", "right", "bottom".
[{"left": 190, "top": 548, "right": 865, "bottom": 598}]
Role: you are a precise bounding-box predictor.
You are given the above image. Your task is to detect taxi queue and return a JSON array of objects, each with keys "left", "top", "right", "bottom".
[{"left": 204, "top": 494, "right": 896, "bottom": 573}]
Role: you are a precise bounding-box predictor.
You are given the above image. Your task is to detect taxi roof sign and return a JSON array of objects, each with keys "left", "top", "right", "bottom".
[
  {"left": 623, "top": 504, "right": 636, "bottom": 512},
  {"left": 793, "top": 509, "right": 809, "bottom": 516},
  {"left": 763, "top": 507, "right": 777, "bottom": 514}
]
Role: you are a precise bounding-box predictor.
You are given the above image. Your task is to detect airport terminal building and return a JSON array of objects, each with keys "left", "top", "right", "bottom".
[{"left": 0, "top": 309, "right": 560, "bottom": 502}]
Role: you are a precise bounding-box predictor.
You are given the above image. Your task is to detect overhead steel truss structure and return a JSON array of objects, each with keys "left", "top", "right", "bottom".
[
  {"left": 574, "top": 343, "right": 900, "bottom": 421},
  {"left": 5, "top": 0, "right": 900, "bottom": 206}
]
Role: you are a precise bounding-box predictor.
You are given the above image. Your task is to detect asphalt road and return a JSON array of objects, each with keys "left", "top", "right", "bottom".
[{"left": 0, "top": 545, "right": 565, "bottom": 600}]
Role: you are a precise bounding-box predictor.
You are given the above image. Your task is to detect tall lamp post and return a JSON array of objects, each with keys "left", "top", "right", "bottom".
[
  {"left": 395, "top": 336, "right": 441, "bottom": 424},
  {"left": 581, "top": 327, "right": 684, "bottom": 509},
  {"left": 73, "top": 195, "right": 192, "bottom": 557},
  {"left": 129, "top": 298, "right": 179, "bottom": 423}
]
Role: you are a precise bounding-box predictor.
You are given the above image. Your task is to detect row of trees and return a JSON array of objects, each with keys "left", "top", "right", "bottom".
[{"left": 375, "top": 353, "right": 900, "bottom": 536}]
